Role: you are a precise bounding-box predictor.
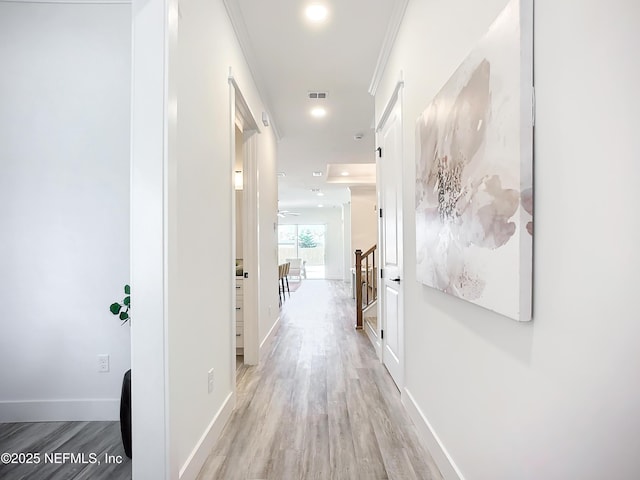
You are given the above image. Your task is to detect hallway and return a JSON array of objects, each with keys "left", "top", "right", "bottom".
[{"left": 197, "top": 280, "right": 442, "bottom": 480}]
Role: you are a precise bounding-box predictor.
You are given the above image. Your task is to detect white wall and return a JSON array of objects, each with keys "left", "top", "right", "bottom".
[
  {"left": 342, "top": 203, "right": 352, "bottom": 282},
  {"left": 278, "top": 207, "right": 345, "bottom": 280},
  {"left": 350, "top": 186, "right": 377, "bottom": 257},
  {"left": 131, "top": 0, "right": 279, "bottom": 476},
  {"left": 375, "top": 0, "right": 640, "bottom": 479},
  {"left": 256, "top": 130, "right": 280, "bottom": 351},
  {"left": 0, "top": 2, "right": 131, "bottom": 422},
  {"left": 172, "top": 0, "right": 279, "bottom": 474}
]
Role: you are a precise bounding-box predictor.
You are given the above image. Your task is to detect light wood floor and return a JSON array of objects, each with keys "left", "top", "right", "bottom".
[
  {"left": 198, "top": 280, "right": 442, "bottom": 480},
  {"left": 0, "top": 421, "right": 131, "bottom": 480}
]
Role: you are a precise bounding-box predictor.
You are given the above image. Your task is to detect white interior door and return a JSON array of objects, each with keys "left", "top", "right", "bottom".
[
  {"left": 378, "top": 93, "right": 404, "bottom": 390},
  {"left": 241, "top": 129, "right": 259, "bottom": 365}
]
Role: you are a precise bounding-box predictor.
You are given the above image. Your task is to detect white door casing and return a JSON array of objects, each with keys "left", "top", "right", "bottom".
[
  {"left": 376, "top": 81, "right": 404, "bottom": 391},
  {"left": 229, "top": 71, "right": 261, "bottom": 390}
]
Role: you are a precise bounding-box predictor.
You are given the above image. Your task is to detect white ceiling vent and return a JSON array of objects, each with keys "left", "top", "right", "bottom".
[{"left": 308, "top": 91, "right": 328, "bottom": 99}]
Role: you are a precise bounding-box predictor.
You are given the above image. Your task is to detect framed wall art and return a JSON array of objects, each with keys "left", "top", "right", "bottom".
[{"left": 415, "top": 0, "right": 533, "bottom": 321}]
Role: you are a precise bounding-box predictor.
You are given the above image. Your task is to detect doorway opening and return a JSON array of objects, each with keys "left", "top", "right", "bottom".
[
  {"left": 234, "top": 124, "right": 245, "bottom": 373},
  {"left": 229, "top": 72, "right": 261, "bottom": 396}
]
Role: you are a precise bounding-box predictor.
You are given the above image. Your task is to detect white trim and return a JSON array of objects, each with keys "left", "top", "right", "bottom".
[
  {"left": 230, "top": 71, "right": 261, "bottom": 371},
  {"left": 368, "top": 0, "right": 409, "bottom": 96},
  {"left": 402, "top": 388, "right": 464, "bottom": 480},
  {"left": 130, "top": 0, "right": 173, "bottom": 475},
  {"left": 222, "top": 0, "right": 282, "bottom": 140},
  {"left": 376, "top": 79, "right": 404, "bottom": 133},
  {"left": 230, "top": 81, "right": 239, "bottom": 395},
  {"left": 178, "top": 391, "right": 235, "bottom": 480},
  {"left": 229, "top": 71, "right": 261, "bottom": 134},
  {"left": 0, "top": 399, "right": 120, "bottom": 423},
  {"left": 259, "top": 315, "right": 281, "bottom": 360},
  {"left": 363, "top": 300, "right": 379, "bottom": 352},
  {"left": 363, "top": 316, "right": 381, "bottom": 358}
]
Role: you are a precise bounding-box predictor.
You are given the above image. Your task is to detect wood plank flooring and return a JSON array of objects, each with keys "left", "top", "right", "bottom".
[
  {"left": 197, "top": 280, "right": 442, "bottom": 480},
  {"left": 0, "top": 421, "right": 131, "bottom": 480}
]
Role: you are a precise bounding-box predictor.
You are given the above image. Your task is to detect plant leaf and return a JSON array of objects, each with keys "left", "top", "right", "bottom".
[
  {"left": 119, "top": 311, "right": 129, "bottom": 321},
  {"left": 123, "top": 296, "right": 130, "bottom": 306},
  {"left": 110, "top": 303, "right": 122, "bottom": 315},
  {"left": 124, "top": 284, "right": 131, "bottom": 294}
]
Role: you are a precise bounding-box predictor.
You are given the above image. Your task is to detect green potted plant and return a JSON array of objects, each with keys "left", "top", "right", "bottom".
[
  {"left": 109, "top": 284, "right": 132, "bottom": 458},
  {"left": 109, "top": 284, "right": 131, "bottom": 324}
]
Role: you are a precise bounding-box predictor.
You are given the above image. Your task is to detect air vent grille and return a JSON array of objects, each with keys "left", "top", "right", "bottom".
[{"left": 308, "top": 91, "right": 328, "bottom": 99}]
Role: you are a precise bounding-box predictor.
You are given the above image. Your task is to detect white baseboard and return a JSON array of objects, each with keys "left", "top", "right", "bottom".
[
  {"left": 259, "top": 315, "right": 280, "bottom": 360},
  {"left": 363, "top": 319, "right": 381, "bottom": 359},
  {"left": 0, "top": 399, "right": 120, "bottom": 423},
  {"left": 402, "top": 388, "right": 465, "bottom": 480},
  {"left": 179, "top": 391, "right": 235, "bottom": 480}
]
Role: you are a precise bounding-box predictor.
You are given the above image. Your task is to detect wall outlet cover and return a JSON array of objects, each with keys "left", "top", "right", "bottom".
[{"left": 98, "top": 354, "right": 110, "bottom": 373}]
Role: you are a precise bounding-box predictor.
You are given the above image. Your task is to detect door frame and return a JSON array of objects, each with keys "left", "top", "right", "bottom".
[
  {"left": 229, "top": 71, "right": 261, "bottom": 392},
  {"left": 376, "top": 78, "right": 405, "bottom": 390}
]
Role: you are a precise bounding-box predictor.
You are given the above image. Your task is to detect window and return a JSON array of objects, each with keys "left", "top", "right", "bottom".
[{"left": 278, "top": 224, "right": 326, "bottom": 278}]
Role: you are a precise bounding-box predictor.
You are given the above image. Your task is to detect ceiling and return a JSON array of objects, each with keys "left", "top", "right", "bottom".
[{"left": 226, "top": 0, "right": 405, "bottom": 210}]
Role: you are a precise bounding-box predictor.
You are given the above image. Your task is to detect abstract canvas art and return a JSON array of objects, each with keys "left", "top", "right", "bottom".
[{"left": 415, "top": 0, "right": 533, "bottom": 321}]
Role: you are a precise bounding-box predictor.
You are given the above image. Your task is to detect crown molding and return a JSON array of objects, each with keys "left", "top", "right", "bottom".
[
  {"left": 222, "top": 0, "right": 282, "bottom": 141},
  {"left": 368, "top": 0, "right": 409, "bottom": 97}
]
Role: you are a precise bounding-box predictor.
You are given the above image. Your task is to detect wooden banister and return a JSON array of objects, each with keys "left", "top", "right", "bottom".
[
  {"left": 355, "top": 244, "right": 377, "bottom": 330},
  {"left": 355, "top": 250, "right": 363, "bottom": 329}
]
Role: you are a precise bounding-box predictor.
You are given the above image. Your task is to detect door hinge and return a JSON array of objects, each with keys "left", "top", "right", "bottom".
[
  {"left": 532, "top": 85, "right": 536, "bottom": 127},
  {"left": 380, "top": 268, "right": 384, "bottom": 278},
  {"left": 381, "top": 329, "right": 384, "bottom": 339},
  {"left": 379, "top": 208, "right": 383, "bottom": 218},
  {"left": 376, "top": 147, "right": 382, "bottom": 158}
]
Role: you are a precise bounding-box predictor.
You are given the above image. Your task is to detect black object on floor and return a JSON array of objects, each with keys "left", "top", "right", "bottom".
[{"left": 120, "top": 369, "right": 132, "bottom": 459}]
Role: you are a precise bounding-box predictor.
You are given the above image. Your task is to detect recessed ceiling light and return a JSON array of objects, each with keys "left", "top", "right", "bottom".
[
  {"left": 341, "top": 171, "right": 349, "bottom": 176},
  {"left": 318, "top": 204, "right": 324, "bottom": 208},
  {"left": 312, "top": 171, "right": 323, "bottom": 177},
  {"left": 305, "top": 4, "right": 328, "bottom": 22},
  {"left": 311, "top": 107, "right": 327, "bottom": 118},
  {"left": 317, "top": 192, "right": 325, "bottom": 197}
]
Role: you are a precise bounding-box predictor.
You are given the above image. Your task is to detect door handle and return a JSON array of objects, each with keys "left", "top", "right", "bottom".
[{"left": 391, "top": 277, "right": 401, "bottom": 283}]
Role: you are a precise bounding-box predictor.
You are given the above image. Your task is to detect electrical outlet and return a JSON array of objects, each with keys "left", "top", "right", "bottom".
[
  {"left": 207, "top": 368, "right": 214, "bottom": 393},
  {"left": 98, "top": 354, "right": 110, "bottom": 373}
]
